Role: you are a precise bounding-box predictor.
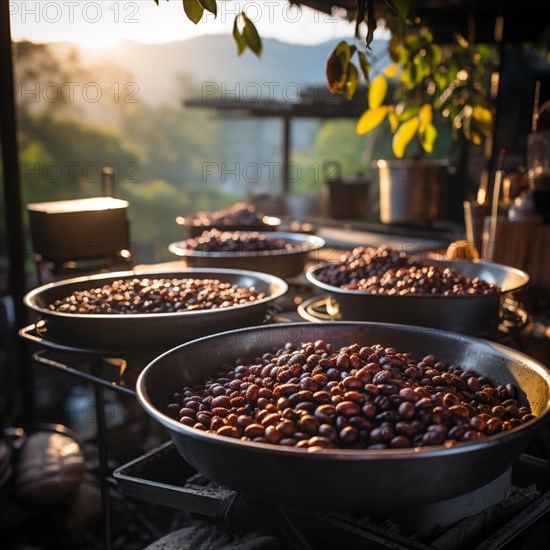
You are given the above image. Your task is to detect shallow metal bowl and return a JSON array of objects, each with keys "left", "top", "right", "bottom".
[
  {"left": 23, "top": 268, "right": 287, "bottom": 352},
  {"left": 306, "top": 259, "right": 529, "bottom": 335},
  {"left": 169, "top": 232, "right": 326, "bottom": 279},
  {"left": 137, "top": 322, "right": 550, "bottom": 510}
]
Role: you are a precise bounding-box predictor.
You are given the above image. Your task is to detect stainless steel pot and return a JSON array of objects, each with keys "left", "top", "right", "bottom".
[
  {"left": 306, "top": 259, "right": 529, "bottom": 335},
  {"left": 377, "top": 159, "right": 449, "bottom": 224},
  {"left": 137, "top": 322, "right": 550, "bottom": 510},
  {"left": 169, "top": 232, "right": 325, "bottom": 279},
  {"left": 23, "top": 268, "right": 287, "bottom": 352}
]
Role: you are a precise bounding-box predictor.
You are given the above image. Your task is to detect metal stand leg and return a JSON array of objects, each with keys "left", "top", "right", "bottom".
[{"left": 92, "top": 358, "right": 112, "bottom": 550}]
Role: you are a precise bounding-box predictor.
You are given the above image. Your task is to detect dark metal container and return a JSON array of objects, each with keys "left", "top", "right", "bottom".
[
  {"left": 306, "top": 259, "right": 529, "bottom": 335},
  {"left": 137, "top": 322, "right": 550, "bottom": 510},
  {"left": 27, "top": 197, "right": 130, "bottom": 265},
  {"left": 23, "top": 268, "right": 287, "bottom": 352},
  {"left": 169, "top": 232, "right": 325, "bottom": 279}
]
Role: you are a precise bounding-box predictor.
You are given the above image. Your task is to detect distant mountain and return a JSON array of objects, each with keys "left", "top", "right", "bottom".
[{"left": 49, "top": 35, "right": 387, "bottom": 105}]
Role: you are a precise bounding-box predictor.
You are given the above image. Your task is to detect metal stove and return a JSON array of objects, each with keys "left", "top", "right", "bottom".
[{"left": 114, "top": 441, "right": 550, "bottom": 550}]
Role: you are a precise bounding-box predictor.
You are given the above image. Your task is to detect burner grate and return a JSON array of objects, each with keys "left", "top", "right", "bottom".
[{"left": 114, "top": 442, "right": 550, "bottom": 550}]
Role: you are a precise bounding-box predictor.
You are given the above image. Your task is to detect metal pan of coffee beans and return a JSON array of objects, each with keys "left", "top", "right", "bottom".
[
  {"left": 169, "top": 230, "right": 325, "bottom": 279},
  {"left": 307, "top": 246, "right": 529, "bottom": 335},
  {"left": 179, "top": 203, "right": 281, "bottom": 237},
  {"left": 137, "top": 322, "right": 550, "bottom": 510},
  {"left": 24, "top": 268, "right": 287, "bottom": 353}
]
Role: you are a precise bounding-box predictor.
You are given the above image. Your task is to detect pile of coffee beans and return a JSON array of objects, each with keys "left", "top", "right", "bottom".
[
  {"left": 167, "top": 339, "right": 534, "bottom": 451},
  {"left": 189, "top": 203, "right": 265, "bottom": 227},
  {"left": 48, "top": 277, "right": 266, "bottom": 314},
  {"left": 182, "top": 229, "right": 292, "bottom": 254},
  {"left": 314, "top": 246, "right": 500, "bottom": 295}
]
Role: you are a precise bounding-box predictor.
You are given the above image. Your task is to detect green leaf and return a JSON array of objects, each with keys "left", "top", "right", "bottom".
[
  {"left": 396, "top": 104, "right": 420, "bottom": 122},
  {"left": 368, "top": 75, "right": 387, "bottom": 109},
  {"left": 326, "top": 41, "right": 351, "bottom": 93},
  {"left": 356, "top": 106, "right": 389, "bottom": 134},
  {"left": 419, "top": 123, "right": 437, "bottom": 153},
  {"left": 388, "top": 35, "right": 400, "bottom": 62},
  {"left": 392, "top": 116, "right": 420, "bottom": 158},
  {"left": 183, "top": 0, "right": 204, "bottom": 24},
  {"left": 428, "top": 44, "right": 442, "bottom": 69},
  {"left": 391, "top": 0, "right": 410, "bottom": 18},
  {"left": 242, "top": 13, "right": 262, "bottom": 57},
  {"left": 197, "top": 0, "right": 217, "bottom": 16},
  {"left": 233, "top": 16, "right": 246, "bottom": 55},
  {"left": 358, "top": 51, "right": 370, "bottom": 84},
  {"left": 345, "top": 62, "right": 359, "bottom": 100}
]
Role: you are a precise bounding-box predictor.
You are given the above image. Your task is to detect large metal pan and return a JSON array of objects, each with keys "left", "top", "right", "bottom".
[
  {"left": 169, "top": 232, "right": 326, "bottom": 279},
  {"left": 306, "top": 259, "right": 529, "bottom": 335},
  {"left": 23, "top": 268, "right": 287, "bottom": 353},
  {"left": 137, "top": 322, "right": 550, "bottom": 510}
]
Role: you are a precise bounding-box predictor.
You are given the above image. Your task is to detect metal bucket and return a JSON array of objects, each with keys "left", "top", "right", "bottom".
[{"left": 378, "top": 160, "right": 449, "bottom": 224}]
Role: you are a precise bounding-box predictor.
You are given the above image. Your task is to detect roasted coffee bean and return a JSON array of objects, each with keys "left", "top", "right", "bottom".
[
  {"left": 378, "top": 384, "right": 399, "bottom": 396},
  {"left": 308, "top": 436, "right": 334, "bottom": 448},
  {"left": 485, "top": 417, "right": 502, "bottom": 435},
  {"left": 342, "top": 376, "right": 363, "bottom": 390},
  {"left": 295, "top": 401, "right": 316, "bottom": 413},
  {"left": 395, "top": 422, "right": 418, "bottom": 437},
  {"left": 244, "top": 423, "right": 265, "bottom": 438},
  {"left": 318, "top": 424, "right": 338, "bottom": 442},
  {"left": 264, "top": 425, "right": 282, "bottom": 444},
  {"left": 217, "top": 425, "right": 239, "bottom": 438},
  {"left": 470, "top": 416, "right": 487, "bottom": 432},
  {"left": 421, "top": 431, "right": 445, "bottom": 446},
  {"left": 336, "top": 401, "right": 361, "bottom": 417},
  {"left": 179, "top": 416, "right": 195, "bottom": 426},
  {"left": 299, "top": 415, "right": 319, "bottom": 435},
  {"left": 370, "top": 425, "right": 394, "bottom": 443},
  {"left": 344, "top": 391, "right": 365, "bottom": 403},
  {"left": 339, "top": 426, "right": 358, "bottom": 444},
  {"left": 390, "top": 436, "right": 410, "bottom": 448},
  {"left": 398, "top": 401, "right": 415, "bottom": 419}
]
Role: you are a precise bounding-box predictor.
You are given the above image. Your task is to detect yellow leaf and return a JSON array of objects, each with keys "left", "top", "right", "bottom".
[
  {"left": 392, "top": 116, "right": 420, "bottom": 158},
  {"left": 388, "top": 109, "right": 399, "bottom": 132},
  {"left": 384, "top": 64, "right": 398, "bottom": 78},
  {"left": 420, "top": 123, "right": 438, "bottom": 153},
  {"left": 368, "top": 75, "right": 388, "bottom": 109},
  {"left": 418, "top": 104, "right": 433, "bottom": 133},
  {"left": 471, "top": 132, "right": 482, "bottom": 145},
  {"left": 472, "top": 106, "right": 493, "bottom": 136},
  {"left": 356, "top": 106, "right": 389, "bottom": 135}
]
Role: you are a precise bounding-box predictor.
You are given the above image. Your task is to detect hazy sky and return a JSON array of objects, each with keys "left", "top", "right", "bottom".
[{"left": 10, "top": 0, "right": 371, "bottom": 49}]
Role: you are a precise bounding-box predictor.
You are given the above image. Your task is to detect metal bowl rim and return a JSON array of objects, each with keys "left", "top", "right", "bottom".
[
  {"left": 306, "top": 259, "right": 529, "bottom": 299},
  {"left": 178, "top": 215, "right": 282, "bottom": 228},
  {"left": 23, "top": 267, "right": 288, "bottom": 320},
  {"left": 137, "top": 321, "right": 550, "bottom": 461},
  {"left": 169, "top": 232, "right": 325, "bottom": 259}
]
